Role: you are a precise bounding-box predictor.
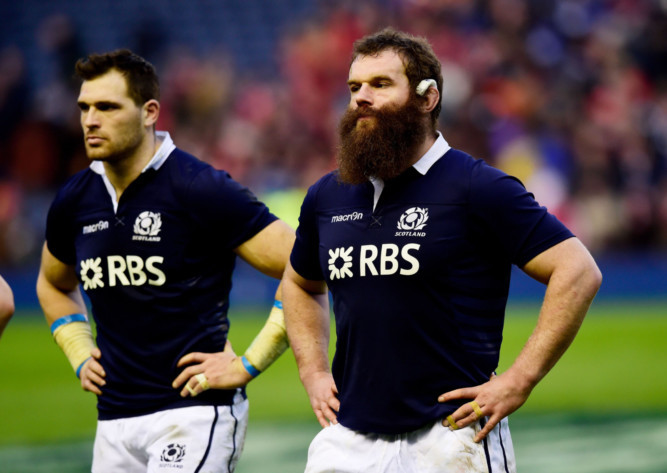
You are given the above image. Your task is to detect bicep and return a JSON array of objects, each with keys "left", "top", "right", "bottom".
[
  {"left": 37, "top": 243, "right": 85, "bottom": 322},
  {"left": 283, "top": 261, "right": 327, "bottom": 296},
  {"left": 234, "top": 220, "right": 295, "bottom": 279},
  {"left": 521, "top": 237, "right": 600, "bottom": 286},
  {"left": 38, "top": 243, "right": 79, "bottom": 291}
]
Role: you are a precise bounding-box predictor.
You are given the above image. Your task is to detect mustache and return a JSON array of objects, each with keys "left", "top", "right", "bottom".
[
  {"left": 351, "top": 106, "right": 377, "bottom": 118},
  {"left": 339, "top": 106, "right": 382, "bottom": 137},
  {"left": 350, "top": 105, "right": 383, "bottom": 120}
]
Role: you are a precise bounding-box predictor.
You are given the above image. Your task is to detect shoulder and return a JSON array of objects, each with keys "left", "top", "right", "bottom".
[
  {"left": 161, "top": 148, "right": 247, "bottom": 200},
  {"left": 435, "top": 148, "right": 500, "bottom": 182},
  {"left": 437, "top": 148, "right": 526, "bottom": 197},
  {"left": 415, "top": 148, "right": 489, "bottom": 203},
  {"left": 51, "top": 168, "right": 99, "bottom": 208},
  {"left": 304, "top": 171, "right": 367, "bottom": 209},
  {"left": 162, "top": 148, "right": 213, "bottom": 184}
]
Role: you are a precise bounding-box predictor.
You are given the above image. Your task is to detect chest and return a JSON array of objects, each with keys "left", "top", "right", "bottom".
[
  {"left": 71, "top": 182, "right": 203, "bottom": 291},
  {"left": 317, "top": 197, "right": 471, "bottom": 283}
]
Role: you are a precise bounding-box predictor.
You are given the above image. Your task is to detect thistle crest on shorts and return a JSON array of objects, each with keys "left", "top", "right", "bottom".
[{"left": 160, "top": 443, "right": 186, "bottom": 463}]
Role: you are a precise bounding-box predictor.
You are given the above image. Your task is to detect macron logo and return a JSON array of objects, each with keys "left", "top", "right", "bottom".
[
  {"left": 331, "top": 212, "right": 363, "bottom": 223},
  {"left": 83, "top": 220, "right": 109, "bottom": 234}
]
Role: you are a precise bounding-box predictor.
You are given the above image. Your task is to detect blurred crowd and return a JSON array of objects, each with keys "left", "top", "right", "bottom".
[{"left": 1, "top": 0, "right": 666, "bottom": 268}]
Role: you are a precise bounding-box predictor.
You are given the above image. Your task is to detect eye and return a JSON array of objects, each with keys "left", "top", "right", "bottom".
[
  {"left": 349, "top": 84, "right": 360, "bottom": 93},
  {"left": 78, "top": 103, "right": 89, "bottom": 111}
]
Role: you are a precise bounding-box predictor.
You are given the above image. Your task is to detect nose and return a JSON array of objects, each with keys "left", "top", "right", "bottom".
[
  {"left": 82, "top": 108, "right": 99, "bottom": 129},
  {"left": 353, "top": 83, "right": 373, "bottom": 108}
]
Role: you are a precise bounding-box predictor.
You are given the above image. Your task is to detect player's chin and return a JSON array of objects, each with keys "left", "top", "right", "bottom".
[
  {"left": 355, "top": 117, "right": 376, "bottom": 130},
  {"left": 85, "top": 149, "right": 110, "bottom": 161}
]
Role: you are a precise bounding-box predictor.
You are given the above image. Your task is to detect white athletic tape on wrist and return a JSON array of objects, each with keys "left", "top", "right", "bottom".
[
  {"left": 242, "top": 301, "right": 289, "bottom": 376},
  {"left": 51, "top": 314, "right": 96, "bottom": 378}
]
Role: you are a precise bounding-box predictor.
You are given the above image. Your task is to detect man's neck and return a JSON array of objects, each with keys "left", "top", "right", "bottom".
[
  {"left": 408, "top": 131, "right": 438, "bottom": 168},
  {"left": 104, "top": 133, "right": 162, "bottom": 201}
]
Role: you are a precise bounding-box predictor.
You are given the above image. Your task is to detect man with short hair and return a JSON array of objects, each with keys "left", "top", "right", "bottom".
[
  {"left": 283, "top": 28, "right": 602, "bottom": 472},
  {"left": 37, "top": 49, "right": 293, "bottom": 472}
]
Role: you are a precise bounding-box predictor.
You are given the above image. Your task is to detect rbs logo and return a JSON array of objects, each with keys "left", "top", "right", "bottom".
[
  {"left": 328, "top": 244, "right": 420, "bottom": 280},
  {"left": 80, "top": 255, "right": 166, "bottom": 290}
]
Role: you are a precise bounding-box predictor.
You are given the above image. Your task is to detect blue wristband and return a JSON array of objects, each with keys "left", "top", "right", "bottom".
[
  {"left": 50, "top": 313, "right": 88, "bottom": 334},
  {"left": 76, "top": 357, "right": 92, "bottom": 379},
  {"left": 273, "top": 300, "right": 283, "bottom": 309},
  {"left": 241, "top": 355, "right": 261, "bottom": 378}
]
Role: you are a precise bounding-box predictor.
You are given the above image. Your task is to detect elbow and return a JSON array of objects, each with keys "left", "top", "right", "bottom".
[
  {"left": 580, "top": 259, "right": 603, "bottom": 300},
  {"left": 0, "top": 294, "right": 15, "bottom": 321},
  {"left": 0, "top": 280, "right": 14, "bottom": 320}
]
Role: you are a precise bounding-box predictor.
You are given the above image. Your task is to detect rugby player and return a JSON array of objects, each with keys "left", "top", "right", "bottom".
[
  {"left": 36, "top": 49, "right": 293, "bottom": 472},
  {"left": 283, "top": 28, "right": 602, "bottom": 472}
]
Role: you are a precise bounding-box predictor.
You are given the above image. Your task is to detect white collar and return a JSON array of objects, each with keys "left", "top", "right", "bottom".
[
  {"left": 89, "top": 131, "right": 175, "bottom": 175},
  {"left": 370, "top": 131, "right": 450, "bottom": 209},
  {"left": 90, "top": 131, "right": 175, "bottom": 213},
  {"left": 412, "top": 131, "right": 450, "bottom": 175}
]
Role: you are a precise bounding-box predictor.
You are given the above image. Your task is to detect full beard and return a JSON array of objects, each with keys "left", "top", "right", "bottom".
[{"left": 337, "top": 98, "right": 428, "bottom": 185}]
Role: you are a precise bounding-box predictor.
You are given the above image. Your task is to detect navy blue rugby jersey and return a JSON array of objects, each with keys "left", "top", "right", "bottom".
[
  {"left": 290, "top": 138, "right": 573, "bottom": 435},
  {"left": 46, "top": 133, "right": 277, "bottom": 420}
]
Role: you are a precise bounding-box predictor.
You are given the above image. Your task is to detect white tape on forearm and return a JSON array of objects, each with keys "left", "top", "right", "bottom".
[
  {"left": 52, "top": 318, "right": 96, "bottom": 376},
  {"left": 243, "top": 302, "right": 289, "bottom": 374}
]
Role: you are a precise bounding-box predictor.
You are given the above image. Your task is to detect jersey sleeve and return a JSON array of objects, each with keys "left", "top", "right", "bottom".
[
  {"left": 45, "top": 188, "right": 78, "bottom": 265},
  {"left": 289, "top": 179, "right": 325, "bottom": 281},
  {"left": 468, "top": 160, "right": 574, "bottom": 267},
  {"left": 186, "top": 167, "right": 277, "bottom": 249}
]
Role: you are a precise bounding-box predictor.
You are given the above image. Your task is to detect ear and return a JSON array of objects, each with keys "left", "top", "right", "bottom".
[
  {"left": 421, "top": 86, "right": 440, "bottom": 114},
  {"left": 143, "top": 99, "right": 160, "bottom": 127}
]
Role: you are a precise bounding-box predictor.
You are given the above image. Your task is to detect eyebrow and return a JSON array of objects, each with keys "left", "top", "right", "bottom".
[
  {"left": 77, "top": 100, "right": 120, "bottom": 108},
  {"left": 347, "top": 75, "right": 394, "bottom": 86}
]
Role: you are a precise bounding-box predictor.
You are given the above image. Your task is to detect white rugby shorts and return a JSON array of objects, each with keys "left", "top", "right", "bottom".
[
  {"left": 305, "top": 416, "right": 516, "bottom": 473},
  {"left": 92, "top": 394, "right": 249, "bottom": 473}
]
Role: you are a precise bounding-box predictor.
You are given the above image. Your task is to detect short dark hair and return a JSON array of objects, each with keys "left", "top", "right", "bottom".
[
  {"left": 75, "top": 49, "right": 159, "bottom": 105},
  {"left": 351, "top": 28, "right": 442, "bottom": 127}
]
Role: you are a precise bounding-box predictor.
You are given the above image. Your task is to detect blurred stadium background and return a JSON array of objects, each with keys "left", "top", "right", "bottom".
[{"left": 1, "top": 0, "right": 666, "bottom": 471}]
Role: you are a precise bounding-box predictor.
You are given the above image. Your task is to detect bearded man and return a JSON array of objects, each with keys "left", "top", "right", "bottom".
[{"left": 282, "top": 27, "right": 602, "bottom": 473}]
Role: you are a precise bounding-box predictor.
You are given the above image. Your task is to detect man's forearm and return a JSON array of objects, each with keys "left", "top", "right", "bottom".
[
  {"left": 282, "top": 272, "right": 331, "bottom": 382},
  {"left": 509, "top": 243, "right": 602, "bottom": 390},
  {"left": 241, "top": 300, "right": 290, "bottom": 377},
  {"left": 37, "top": 272, "right": 87, "bottom": 325},
  {"left": 37, "top": 264, "right": 94, "bottom": 376}
]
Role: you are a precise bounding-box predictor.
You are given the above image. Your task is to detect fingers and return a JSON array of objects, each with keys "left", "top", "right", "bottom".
[
  {"left": 81, "top": 357, "right": 106, "bottom": 395},
  {"left": 172, "top": 363, "right": 202, "bottom": 391},
  {"left": 176, "top": 351, "right": 208, "bottom": 368},
  {"left": 442, "top": 400, "right": 491, "bottom": 441},
  {"left": 438, "top": 386, "right": 479, "bottom": 403},
  {"left": 314, "top": 409, "right": 330, "bottom": 428},
  {"left": 178, "top": 372, "right": 212, "bottom": 398},
  {"left": 474, "top": 415, "right": 499, "bottom": 443},
  {"left": 314, "top": 399, "right": 338, "bottom": 428},
  {"left": 328, "top": 395, "right": 341, "bottom": 413},
  {"left": 308, "top": 378, "right": 339, "bottom": 428},
  {"left": 82, "top": 379, "right": 103, "bottom": 395},
  {"left": 438, "top": 373, "right": 520, "bottom": 442},
  {"left": 173, "top": 352, "right": 213, "bottom": 386}
]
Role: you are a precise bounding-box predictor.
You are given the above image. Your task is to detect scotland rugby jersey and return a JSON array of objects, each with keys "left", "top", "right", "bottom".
[
  {"left": 45, "top": 132, "right": 277, "bottom": 420},
  {"left": 290, "top": 134, "right": 573, "bottom": 434}
]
